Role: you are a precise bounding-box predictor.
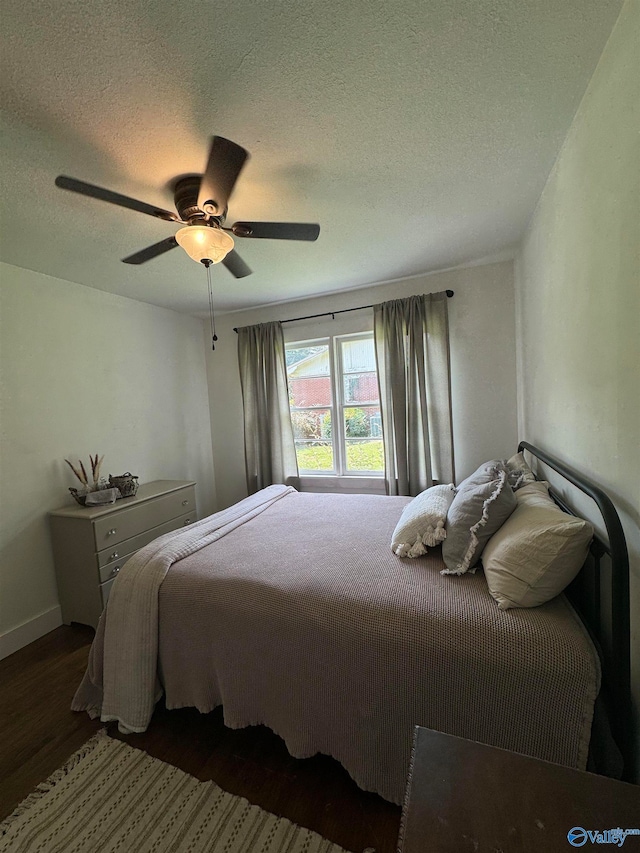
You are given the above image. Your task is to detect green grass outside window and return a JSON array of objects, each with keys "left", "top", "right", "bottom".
[{"left": 296, "top": 441, "right": 383, "bottom": 472}]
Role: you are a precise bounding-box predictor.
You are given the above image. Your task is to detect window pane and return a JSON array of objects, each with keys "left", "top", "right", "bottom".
[
  {"left": 291, "top": 408, "right": 331, "bottom": 441},
  {"left": 343, "top": 372, "right": 379, "bottom": 404},
  {"left": 286, "top": 345, "right": 329, "bottom": 372},
  {"left": 343, "top": 406, "right": 381, "bottom": 438},
  {"left": 289, "top": 375, "right": 332, "bottom": 407},
  {"left": 287, "top": 344, "right": 331, "bottom": 407},
  {"left": 295, "top": 441, "right": 334, "bottom": 471},
  {"left": 341, "top": 337, "right": 376, "bottom": 374},
  {"left": 292, "top": 408, "right": 333, "bottom": 471},
  {"left": 345, "top": 439, "right": 384, "bottom": 472}
]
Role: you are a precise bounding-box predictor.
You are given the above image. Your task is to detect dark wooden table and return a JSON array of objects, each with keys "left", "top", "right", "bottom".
[{"left": 399, "top": 727, "right": 640, "bottom": 852}]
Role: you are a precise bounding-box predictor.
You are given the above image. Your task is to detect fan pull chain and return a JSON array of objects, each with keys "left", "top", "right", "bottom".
[{"left": 202, "top": 260, "right": 218, "bottom": 350}]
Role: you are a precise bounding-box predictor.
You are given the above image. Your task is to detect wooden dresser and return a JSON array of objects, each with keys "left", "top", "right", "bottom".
[{"left": 49, "top": 480, "right": 197, "bottom": 628}]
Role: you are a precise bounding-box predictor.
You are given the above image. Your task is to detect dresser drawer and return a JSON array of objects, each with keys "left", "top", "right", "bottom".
[
  {"left": 99, "top": 553, "right": 133, "bottom": 584},
  {"left": 97, "top": 511, "right": 195, "bottom": 582},
  {"left": 96, "top": 510, "right": 197, "bottom": 568},
  {"left": 93, "top": 486, "right": 196, "bottom": 549}
]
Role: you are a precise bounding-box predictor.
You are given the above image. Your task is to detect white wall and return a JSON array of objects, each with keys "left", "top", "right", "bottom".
[
  {"left": 206, "top": 260, "right": 518, "bottom": 511},
  {"left": 515, "top": 0, "right": 639, "bottom": 776},
  {"left": 0, "top": 263, "right": 216, "bottom": 656}
]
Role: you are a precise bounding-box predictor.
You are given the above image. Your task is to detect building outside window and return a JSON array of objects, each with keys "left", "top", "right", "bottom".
[{"left": 286, "top": 333, "right": 383, "bottom": 475}]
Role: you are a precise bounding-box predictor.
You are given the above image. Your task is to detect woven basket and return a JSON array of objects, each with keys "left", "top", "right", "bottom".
[{"left": 108, "top": 473, "right": 139, "bottom": 498}]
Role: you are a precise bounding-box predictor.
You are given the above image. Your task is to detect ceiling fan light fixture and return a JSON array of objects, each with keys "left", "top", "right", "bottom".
[{"left": 175, "top": 225, "right": 234, "bottom": 264}]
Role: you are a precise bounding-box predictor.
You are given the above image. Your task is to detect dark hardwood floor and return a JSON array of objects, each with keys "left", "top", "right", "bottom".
[{"left": 0, "top": 626, "right": 401, "bottom": 852}]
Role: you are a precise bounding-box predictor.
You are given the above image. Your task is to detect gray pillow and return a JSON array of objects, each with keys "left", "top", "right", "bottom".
[{"left": 441, "top": 460, "right": 517, "bottom": 575}]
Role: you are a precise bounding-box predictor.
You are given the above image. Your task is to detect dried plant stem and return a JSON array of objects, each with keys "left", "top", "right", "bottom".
[
  {"left": 91, "top": 454, "right": 104, "bottom": 488},
  {"left": 65, "top": 455, "right": 104, "bottom": 490},
  {"left": 65, "top": 458, "right": 87, "bottom": 485}
]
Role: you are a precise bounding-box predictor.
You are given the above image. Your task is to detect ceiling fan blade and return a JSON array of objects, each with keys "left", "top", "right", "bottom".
[
  {"left": 222, "top": 250, "right": 252, "bottom": 278},
  {"left": 122, "top": 236, "right": 178, "bottom": 264},
  {"left": 230, "top": 222, "right": 320, "bottom": 241},
  {"left": 197, "top": 136, "right": 248, "bottom": 217},
  {"left": 56, "top": 176, "right": 181, "bottom": 222}
]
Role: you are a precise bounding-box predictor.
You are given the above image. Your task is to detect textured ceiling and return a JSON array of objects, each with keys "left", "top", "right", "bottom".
[{"left": 0, "top": 0, "right": 623, "bottom": 315}]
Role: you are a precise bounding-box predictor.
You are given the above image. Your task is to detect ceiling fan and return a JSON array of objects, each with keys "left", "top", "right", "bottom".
[{"left": 55, "top": 136, "right": 320, "bottom": 278}]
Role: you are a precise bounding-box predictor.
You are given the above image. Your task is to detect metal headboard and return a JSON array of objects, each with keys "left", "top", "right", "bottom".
[{"left": 518, "top": 441, "right": 631, "bottom": 780}]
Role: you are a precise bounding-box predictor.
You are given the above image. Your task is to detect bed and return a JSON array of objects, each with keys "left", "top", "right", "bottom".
[{"left": 72, "top": 443, "right": 631, "bottom": 804}]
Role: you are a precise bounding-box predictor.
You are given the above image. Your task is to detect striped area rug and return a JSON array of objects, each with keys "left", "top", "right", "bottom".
[{"left": 0, "top": 730, "right": 352, "bottom": 853}]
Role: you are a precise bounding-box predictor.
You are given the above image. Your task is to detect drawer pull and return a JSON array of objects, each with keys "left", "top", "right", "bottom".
[
  {"left": 107, "top": 528, "right": 117, "bottom": 536},
  {"left": 182, "top": 500, "right": 189, "bottom": 506},
  {"left": 110, "top": 566, "right": 121, "bottom": 577},
  {"left": 109, "top": 551, "right": 119, "bottom": 560},
  {"left": 183, "top": 518, "right": 192, "bottom": 525}
]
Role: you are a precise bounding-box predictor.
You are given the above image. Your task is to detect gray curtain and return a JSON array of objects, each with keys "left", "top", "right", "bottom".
[
  {"left": 374, "top": 292, "right": 454, "bottom": 496},
  {"left": 237, "top": 321, "right": 300, "bottom": 494}
]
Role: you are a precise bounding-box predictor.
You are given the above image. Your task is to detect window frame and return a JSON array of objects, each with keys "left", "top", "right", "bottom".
[
  {"left": 286, "top": 337, "right": 335, "bottom": 473},
  {"left": 286, "top": 332, "right": 383, "bottom": 478}
]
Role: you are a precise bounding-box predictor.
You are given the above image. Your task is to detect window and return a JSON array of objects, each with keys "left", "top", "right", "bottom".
[{"left": 286, "top": 333, "right": 384, "bottom": 475}]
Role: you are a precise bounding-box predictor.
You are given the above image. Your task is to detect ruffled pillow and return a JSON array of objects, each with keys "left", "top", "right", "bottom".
[
  {"left": 391, "top": 484, "right": 456, "bottom": 557},
  {"left": 441, "top": 460, "right": 516, "bottom": 575}
]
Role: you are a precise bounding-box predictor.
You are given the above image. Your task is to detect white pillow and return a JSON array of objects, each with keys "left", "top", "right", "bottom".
[
  {"left": 482, "top": 482, "right": 594, "bottom": 609},
  {"left": 391, "top": 484, "right": 455, "bottom": 557}
]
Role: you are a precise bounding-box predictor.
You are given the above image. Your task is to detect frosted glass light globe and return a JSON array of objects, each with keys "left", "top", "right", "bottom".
[{"left": 175, "top": 225, "right": 234, "bottom": 263}]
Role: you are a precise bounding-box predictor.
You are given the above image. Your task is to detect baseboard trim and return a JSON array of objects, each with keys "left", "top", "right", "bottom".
[{"left": 0, "top": 605, "right": 63, "bottom": 660}]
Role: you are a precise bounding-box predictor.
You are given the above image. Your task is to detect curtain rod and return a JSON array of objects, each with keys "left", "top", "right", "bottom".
[{"left": 233, "top": 289, "right": 454, "bottom": 333}]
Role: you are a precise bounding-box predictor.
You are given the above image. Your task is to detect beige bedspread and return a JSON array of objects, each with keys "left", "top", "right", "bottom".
[{"left": 74, "top": 489, "right": 600, "bottom": 805}]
